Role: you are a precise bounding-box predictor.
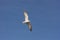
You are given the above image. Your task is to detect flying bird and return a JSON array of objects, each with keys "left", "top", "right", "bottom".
[{"left": 22, "top": 11, "right": 32, "bottom": 32}]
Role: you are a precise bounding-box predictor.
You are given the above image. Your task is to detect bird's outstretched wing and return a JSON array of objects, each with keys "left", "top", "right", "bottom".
[
  {"left": 27, "top": 22, "right": 32, "bottom": 31},
  {"left": 24, "top": 11, "right": 29, "bottom": 21}
]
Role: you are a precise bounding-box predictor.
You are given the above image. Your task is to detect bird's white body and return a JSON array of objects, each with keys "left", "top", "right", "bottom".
[
  {"left": 22, "top": 11, "right": 32, "bottom": 31},
  {"left": 22, "top": 20, "right": 30, "bottom": 24}
]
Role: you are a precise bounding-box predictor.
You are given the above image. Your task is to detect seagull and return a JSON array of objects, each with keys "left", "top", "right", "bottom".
[{"left": 22, "top": 11, "right": 32, "bottom": 32}]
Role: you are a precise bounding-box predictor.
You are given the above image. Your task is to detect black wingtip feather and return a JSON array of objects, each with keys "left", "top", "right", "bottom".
[{"left": 30, "top": 29, "right": 32, "bottom": 32}]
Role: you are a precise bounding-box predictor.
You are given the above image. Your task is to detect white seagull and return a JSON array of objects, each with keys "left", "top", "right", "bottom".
[{"left": 22, "top": 11, "right": 32, "bottom": 31}]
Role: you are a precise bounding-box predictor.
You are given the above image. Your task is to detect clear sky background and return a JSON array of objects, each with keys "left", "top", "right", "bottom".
[{"left": 0, "top": 0, "right": 60, "bottom": 40}]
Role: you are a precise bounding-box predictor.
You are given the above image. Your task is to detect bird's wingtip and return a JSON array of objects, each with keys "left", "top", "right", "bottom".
[{"left": 30, "top": 29, "right": 32, "bottom": 32}]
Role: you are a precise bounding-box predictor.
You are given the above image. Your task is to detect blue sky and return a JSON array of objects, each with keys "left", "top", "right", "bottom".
[{"left": 0, "top": 0, "right": 60, "bottom": 40}]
